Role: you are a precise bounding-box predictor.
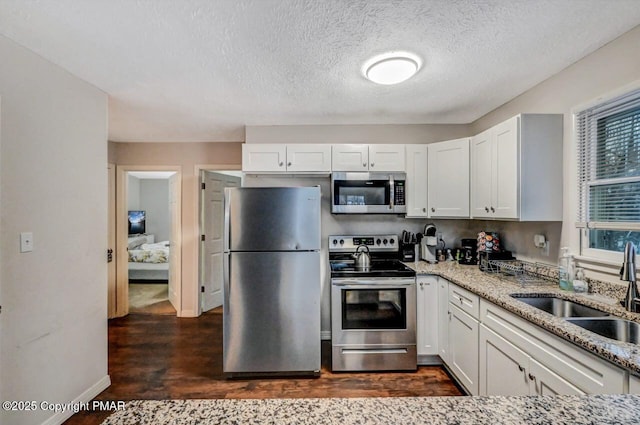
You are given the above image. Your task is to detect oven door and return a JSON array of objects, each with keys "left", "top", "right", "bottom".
[
  {"left": 331, "top": 278, "right": 416, "bottom": 346},
  {"left": 331, "top": 172, "right": 395, "bottom": 214}
]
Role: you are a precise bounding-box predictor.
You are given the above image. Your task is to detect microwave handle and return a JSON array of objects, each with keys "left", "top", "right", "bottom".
[{"left": 389, "top": 175, "right": 395, "bottom": 210}]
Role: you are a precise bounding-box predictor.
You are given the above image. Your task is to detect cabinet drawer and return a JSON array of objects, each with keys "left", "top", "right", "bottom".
[
  {"left": 449, "top": 284, "right": 479, "bottom": 319},
  {"left": 480, "top": 299, "right": 624, "bottom": 394}
]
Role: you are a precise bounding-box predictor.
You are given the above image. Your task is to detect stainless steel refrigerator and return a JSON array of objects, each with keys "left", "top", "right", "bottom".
[{"left": 223, "top": 186, "right": 321, "bottom": 377}]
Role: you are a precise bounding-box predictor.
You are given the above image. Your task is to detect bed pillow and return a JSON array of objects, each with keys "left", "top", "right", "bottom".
[{"left": 128, "top": 236, "right": 147, "bottom": 250}]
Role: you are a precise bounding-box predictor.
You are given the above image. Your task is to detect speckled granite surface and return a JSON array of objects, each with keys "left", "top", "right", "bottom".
[
  {"left": 407, "top": 261, "right": 640, "bottom": 375},
  {"left": 101, "top": 395, "right": 640, "bottom": 424}
]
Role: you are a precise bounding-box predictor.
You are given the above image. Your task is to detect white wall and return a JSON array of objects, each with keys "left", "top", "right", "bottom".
[
  {"left": 140, "top": 179, "right": 170, "bottom": 242},
  {"left": 0, "top": 34, "right": 108, "bottom": 425},
  {"left": 471, "top": 24, "right": 640, "bottom": 279},
  {"left": 127, "top": 174, "right": 140, "bottom": 210}
]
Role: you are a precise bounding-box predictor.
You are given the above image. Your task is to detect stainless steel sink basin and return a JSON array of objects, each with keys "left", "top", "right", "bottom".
[
  {"left": 510, "top": 295, "right": 610, "bottom": 318},
  {"left": 566, "top": 318, "right": 640, "bottom": 344}
]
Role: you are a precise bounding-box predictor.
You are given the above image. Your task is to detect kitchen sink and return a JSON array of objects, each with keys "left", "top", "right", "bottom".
[
  {"left": 510, "top": 295, "right": 610, "bottom": 318},
  {"left": 566, "top": 318, "right": 640, "bottom": 344}
]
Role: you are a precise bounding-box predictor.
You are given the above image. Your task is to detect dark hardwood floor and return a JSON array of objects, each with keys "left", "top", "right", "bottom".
[{"left": 64, "top": 308, "right": 463, "bottom": 424}]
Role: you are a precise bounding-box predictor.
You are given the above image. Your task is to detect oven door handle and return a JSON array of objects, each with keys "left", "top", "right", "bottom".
[{"left": 332, "top": 281, "right": 414, "bottom": 288}]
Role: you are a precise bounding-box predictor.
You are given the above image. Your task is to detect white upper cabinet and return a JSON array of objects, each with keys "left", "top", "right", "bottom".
[
  {"left": 470, "top": 114, "right": 563, "bottom": 221},
  {"left": 427, "top": 138, "right": 470, "bottom": 217},
  {"left": 242, "top": 144, "right": 331, "bottom": 173},
  {"left": 368, "top": 144, "right": 405, "bottom": 171},
  {"left": 332, "top": 144, "right": 405, "bottom": 172},
  {"left": 242, "top": 144, "right": 287, "bottom": 172},
  {"left": 405, "top": 144, "right": 429, "bottom": 217},
  {"left": 286, "top": 144, "right": 332, "bottom": 172},
  {"left": 331, "top": 144, "right": 369, "bottom": 171}
]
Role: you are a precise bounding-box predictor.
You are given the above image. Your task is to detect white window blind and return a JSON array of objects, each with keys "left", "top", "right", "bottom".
[{"left": 576, "top": 87, "right": 640, "bottom": 252}]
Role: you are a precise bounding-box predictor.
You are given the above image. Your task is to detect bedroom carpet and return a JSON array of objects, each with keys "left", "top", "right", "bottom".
[{"left": 128, "top": 284, "right": 175, "bottom": 315}]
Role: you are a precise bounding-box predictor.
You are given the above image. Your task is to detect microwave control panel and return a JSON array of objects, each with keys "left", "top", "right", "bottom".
[{"left": 394, "top": 181, "right": 405, "bottom": 205}]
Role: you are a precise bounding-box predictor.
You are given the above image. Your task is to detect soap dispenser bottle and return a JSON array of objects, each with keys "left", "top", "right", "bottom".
[{"left": 559, "top": 247, "right": 570, "bottom": 290}]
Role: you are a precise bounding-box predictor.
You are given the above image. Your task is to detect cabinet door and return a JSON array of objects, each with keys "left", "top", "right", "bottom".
[
  {"left": 470, "top": 130, "right": 493, "bottom": 218},
  {"left": 369, "top": 144, "right": 405, "bottom": 171},
  {"left": 449, "top": 303, "right": 479, "bottom": 394},
  {"left": 331, "top": 144, "right": 369, "bottom": 171},
  {"left": 405, "top": 145, "right": 429, "bottom": 217},
  {"left": 529, "top": 358, "right": 585, "bottom": 396},
  {"left": 416, "top": 276, "right": 439, "bottom": 356},
  {"left": 242, "top": 144, "right": 286, "bottom": 172},
  {"left": 479, "top": 325, "right": 529, "bottom": 396},
  {"left": 437, "top": 278, "right": 450, "bottom": 363},
  {"left": 427, "top": 138, "right": 470, "bottom": 217},
  {"left": 493, "top": 116, "right": 519, "bottom": 219},
  {"left": 286, "top": 144, "right": 332, "bottom": 172}
]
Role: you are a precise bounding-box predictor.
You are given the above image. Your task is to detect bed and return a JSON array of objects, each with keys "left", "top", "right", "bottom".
[{"left": 128, "top": 235, "right": 170, "bottom": 281}]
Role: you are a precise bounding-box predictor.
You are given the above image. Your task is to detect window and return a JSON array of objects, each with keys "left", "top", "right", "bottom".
[{"left": 577, "top": 86, "right": 640, "bottom": 255}]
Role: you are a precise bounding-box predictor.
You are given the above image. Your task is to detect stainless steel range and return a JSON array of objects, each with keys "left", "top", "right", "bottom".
[{"left": 330, "top": 234, "right": 417, "bottom": 372}]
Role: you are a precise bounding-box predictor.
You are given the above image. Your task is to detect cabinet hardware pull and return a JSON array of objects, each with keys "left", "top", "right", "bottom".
[
  {"left": 528, "top": 373, "right": 536, "bottom": 381},
  {"left": 459, "top": 297, "right": 463, "bottom": 304},
  {"left": 491, "top": 206, "right": 495, "bottom": 213},
  {"left": 485, "top": 206, "right": 489, "bottom": 212},
  {"left": 279, "top": 162, "right": 284, "bottom": 166},
  {"left": 363, "top": 162, "right": 367, "bottom": 167},
  {"left": 423, "top": 208, "right": 426, "bottom": 212},
  {"left": 287, "top": 162, "right": 292, "bottom": 166},
  {"left": 420, "top": 282, "right": 423, "bottom": 288},
  {"left": 371, "top": 163, "right": 375, "bottom": 167},
  {"left": 518, "top": 365, "right": 525, "bottom": 372},
  {"left": 431, "top": 207, "right": 435, "bottom": 212}
]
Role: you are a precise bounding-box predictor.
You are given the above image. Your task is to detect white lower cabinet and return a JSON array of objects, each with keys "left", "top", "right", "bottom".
[
  {"left": 448, "top": 303, "right": 479, "bottom": 395},
  {"left": 416, "top": 275, "right": 439, "bottom": 357},
  {"left": 479, "top": 299, "right": 624, "bottom": 394},
  {"left": 479, "top": 324, "right": 583, "bottom": 396},
  {"left": 437, "top": 278, "right": 450, "bottom": 363},
  {"left": 629, "top": 375, "right": 640, "bottom": 394}
]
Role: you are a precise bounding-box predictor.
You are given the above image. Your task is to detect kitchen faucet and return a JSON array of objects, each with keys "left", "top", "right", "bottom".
[{"left": 621, "top": 241, "right": 640, "bottom": 312}]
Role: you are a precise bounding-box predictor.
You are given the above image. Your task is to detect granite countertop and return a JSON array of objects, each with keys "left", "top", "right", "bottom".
[
  {"left": 102, "top": 395, "right": 640, "bottom": 424},
  {"left": 406, "top": 261, "right": 640, "bottom": 375}
]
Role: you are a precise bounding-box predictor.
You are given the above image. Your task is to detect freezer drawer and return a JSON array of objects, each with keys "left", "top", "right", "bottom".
[{"left": 223, "top": 251, "right": 321, "bottom": 375}]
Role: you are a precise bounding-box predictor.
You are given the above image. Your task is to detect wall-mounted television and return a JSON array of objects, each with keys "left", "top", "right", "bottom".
[{"left": 128, "top": 210, "right": 146, "bottom": 235}]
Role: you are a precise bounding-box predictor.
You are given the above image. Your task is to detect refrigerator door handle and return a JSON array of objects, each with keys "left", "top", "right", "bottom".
[
  {"left": 223, "top": 253, "right": 230, "bottom": 314},
  {"left": 223, "top": 188, "right": 231, "bottom": 252}
]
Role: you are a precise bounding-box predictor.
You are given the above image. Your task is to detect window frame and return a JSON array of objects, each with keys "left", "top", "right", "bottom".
[{"left": 575, "top": 81, "right": 640, "bottom": 264}]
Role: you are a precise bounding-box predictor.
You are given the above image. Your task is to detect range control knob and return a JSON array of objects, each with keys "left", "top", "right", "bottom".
[
  {"left": 339, "top": 239, "right": 344, "bottom": 245},
  {"left": 376, "top": 238, "right": 382, "bottom": 245},
  {"left": 383, "top": 239, "right": 388, "bottom": 245},
  {"left": 390, "top": 238, "right": 395, "bottom": 244},
  {"left": 332, "top": 239, "right": 338, "bottom": 245}
]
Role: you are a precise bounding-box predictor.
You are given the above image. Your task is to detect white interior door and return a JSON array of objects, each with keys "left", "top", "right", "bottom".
[
  {"left": 168, "top": 172, "right": 181, "bottom": 312},
  {"left": 200, "top": 171, "right": 240, "bottom": 312},
  {"left": 107, "top": 163, "right": 117, "bottom": 318}
]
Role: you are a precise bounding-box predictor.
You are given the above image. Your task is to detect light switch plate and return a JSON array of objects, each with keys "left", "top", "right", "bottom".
[{"left": 20, "top": 232, "right": 33, "bottom": 253}]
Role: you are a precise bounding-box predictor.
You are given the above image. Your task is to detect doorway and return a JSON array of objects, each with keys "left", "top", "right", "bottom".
[
  {"left": 127, "top": 171, "right": 177, "bottom": 315},
  {"left": 113, "top": 165, "right": 182, "bottom": 317},
  {"left": 199, "top": 170, "right": 241, "bottom": 313}
]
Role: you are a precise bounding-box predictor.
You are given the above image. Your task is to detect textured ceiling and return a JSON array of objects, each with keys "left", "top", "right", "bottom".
[{"left": 1, "top": 1, "right": 639, "bottom": 142}]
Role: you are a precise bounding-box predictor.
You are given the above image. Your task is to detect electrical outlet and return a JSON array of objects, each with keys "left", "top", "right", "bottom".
[{"left": 437, "top": 232, "right": 443, "bottom": 242}]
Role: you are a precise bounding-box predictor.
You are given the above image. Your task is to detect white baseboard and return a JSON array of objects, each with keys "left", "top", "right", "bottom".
[
  {"left": 321, "top": 330, "right": 331, "bottom": 340},
  {"left": 41, "top": 375, "right": 111, "bottom": 425},
  {"left": 179, "top": 309, "right": 198, "bottom": 317}
]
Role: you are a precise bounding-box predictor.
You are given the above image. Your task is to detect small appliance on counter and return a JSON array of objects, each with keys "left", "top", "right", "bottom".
[
  {"left": 399, "top": 230, "right": 417, "bottom": 262},
  {"left": 420, "top": 224, "right": 438, "bottom": 263},
  {"left": 458, "top": 238, "right": 478, "bottom": 265}
]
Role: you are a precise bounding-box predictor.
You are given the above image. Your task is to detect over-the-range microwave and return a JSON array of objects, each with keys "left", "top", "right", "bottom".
[{"left": 331, "top": 172, "right": 406, "bottom": 214}]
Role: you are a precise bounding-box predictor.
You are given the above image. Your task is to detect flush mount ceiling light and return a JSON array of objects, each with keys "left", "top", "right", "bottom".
[{"left": 362, "top": 52, "right": 421, "bottom": 85}]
